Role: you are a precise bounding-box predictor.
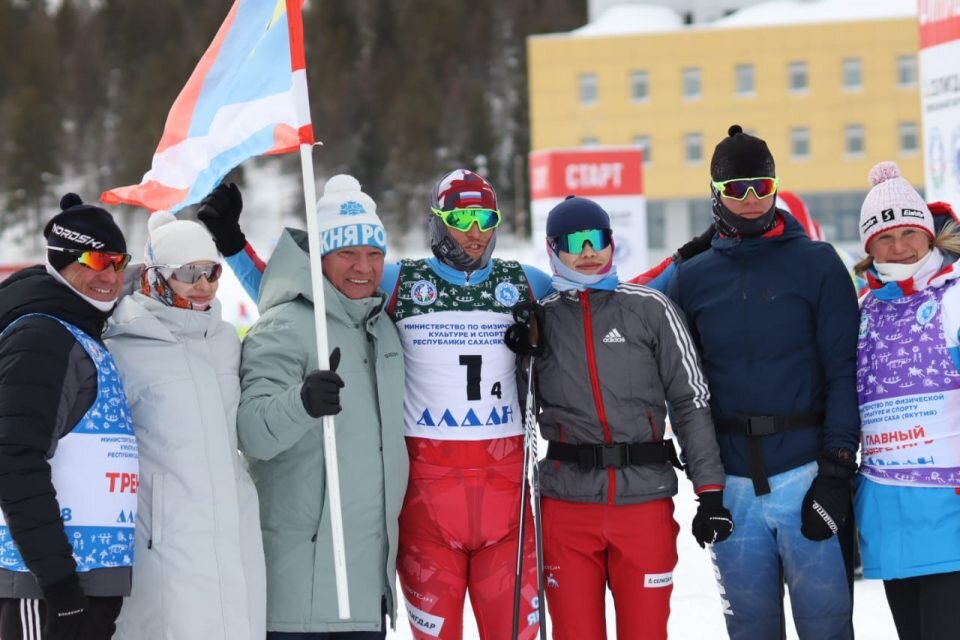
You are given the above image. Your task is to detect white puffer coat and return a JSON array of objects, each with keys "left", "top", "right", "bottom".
[{"left": 105, "top": 292, "right": 266, "bottom": 640}]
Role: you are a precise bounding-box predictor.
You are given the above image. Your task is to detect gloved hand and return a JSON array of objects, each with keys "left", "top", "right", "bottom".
[
  {"left": 673, "top": 223, "right": 716, "bottom": 262},
  {"left": 197, "top": 182, "right": 246, "bottom": 257},
  {"left": 801, "top": 448, "right": 857, "bottom": 541},
  {"left": 691, "top": 490, "right": 734, "bottom": 548},
  {"left": 504, "top": 301, "right": 545, "bottom": 357},
  {"left": 42, "top": 573, "right": 88, "bottom": 640},
  {"left": 300, "top": 348, "right": 344, "bottom": 418}
]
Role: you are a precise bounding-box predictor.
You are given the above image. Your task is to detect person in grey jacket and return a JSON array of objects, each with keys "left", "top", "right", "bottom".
[
  {"left": 507, "top": 196, "right": 732, "bottom": 640},
  {"left": 105, "top": 211, "right": 266, "bottom": 640},
  {"left": 235, "top": 175, "right": 407, "bottom": 638}
]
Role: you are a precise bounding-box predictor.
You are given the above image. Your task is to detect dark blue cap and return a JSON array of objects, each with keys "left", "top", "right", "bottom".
[{"left": 545, "top": 196, "right": 611, "bottom": 238}]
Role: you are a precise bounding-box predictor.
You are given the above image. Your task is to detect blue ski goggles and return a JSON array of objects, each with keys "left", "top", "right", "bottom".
[{"left": 549, "top": 228, "right": 613, "bottom": 255}]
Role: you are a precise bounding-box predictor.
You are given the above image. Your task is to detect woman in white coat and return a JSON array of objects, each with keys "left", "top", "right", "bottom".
[{"left": 105, "top": 211, "right": 266, "bottom": 640}]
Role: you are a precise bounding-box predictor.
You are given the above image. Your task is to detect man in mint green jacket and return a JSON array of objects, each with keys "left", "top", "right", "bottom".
[{"left": 235, "top": 175, "right": 407, "bottom": 638}]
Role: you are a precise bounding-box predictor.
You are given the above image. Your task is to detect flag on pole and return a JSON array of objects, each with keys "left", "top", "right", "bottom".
[{"left": 102, "top": 0, "right": 313, "bottom": 212}]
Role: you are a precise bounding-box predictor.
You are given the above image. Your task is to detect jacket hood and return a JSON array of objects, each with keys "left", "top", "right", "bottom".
[
  {"left": 0, "top": 265, "right": 110, "bottom": 339},
  {"left": 711, "top": 211, "right": 808, "bottom": 258},
  {"left": 258, "top": 228, "right": 386, "bottom": 324},
  {"left": 105, "top": 292, "right": 224, "bottom": 343}
]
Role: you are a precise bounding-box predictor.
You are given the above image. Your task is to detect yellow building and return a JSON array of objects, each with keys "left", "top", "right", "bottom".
[{"left": 528, "top": 3, "right": 922, "bottom": 259}]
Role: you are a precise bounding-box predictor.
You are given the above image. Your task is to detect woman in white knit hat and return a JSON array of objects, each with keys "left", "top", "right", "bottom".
[
  {"left": 853, "top": 161, "right": 960, "bottom": 640},
  {"left": 104, "top": 211, "right": 266, "bottom": 640}
]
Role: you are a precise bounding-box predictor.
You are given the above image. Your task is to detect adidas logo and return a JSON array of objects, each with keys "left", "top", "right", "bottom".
[{"left": 603, "top": 328, "right": 626, "bottom": 343}]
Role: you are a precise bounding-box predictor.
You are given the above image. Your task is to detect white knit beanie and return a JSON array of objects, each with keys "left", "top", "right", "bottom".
[
  {"left": 859, "top": 161, "right": 933, "bottom": 252},
  {"left": 144, "top": 211, "right": 220, "bottom": 266},
  {"left": 316, "top": 174, "right": 387, "bottom": 256}
]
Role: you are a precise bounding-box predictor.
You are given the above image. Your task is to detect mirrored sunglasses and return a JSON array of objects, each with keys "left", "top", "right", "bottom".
[
  {"left": 431, "top": 207, "right": 502, "bottom": 232},
  {"left": 711, "top": 177, "right": 779, "bottom": 200},
  {"left": 48, "top": 246, "right": 131, "bottom": 272},
  {"left": 550, "top": 228, "right": 612, "bottom": 255},
  {"left": 156, "top": 263, "right": 223, "bottom": 284}
]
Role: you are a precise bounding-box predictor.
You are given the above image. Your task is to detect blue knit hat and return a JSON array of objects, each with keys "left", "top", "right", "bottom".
[{"left": 546, "top": 196, "right": 611, "bottom": 238}]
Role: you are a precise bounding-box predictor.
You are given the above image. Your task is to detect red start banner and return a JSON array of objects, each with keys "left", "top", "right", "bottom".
[
  {"left": 530, "top": 148, "right": 644, "bottom": 199},
  {"left": 919, "top": 0, "right": 960, "bottom": 49}
]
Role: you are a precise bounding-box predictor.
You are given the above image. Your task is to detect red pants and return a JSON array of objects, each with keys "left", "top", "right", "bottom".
[
  {"left": 397, "top": 458, "right": 540, "bottom": 640},
  {"left": 542, "top": 497, "right": 679, "bottom": 640}
]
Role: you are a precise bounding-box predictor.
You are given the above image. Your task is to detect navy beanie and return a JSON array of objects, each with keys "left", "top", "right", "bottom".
[
  {"left": 44, "top": 193, "right": 127, "bottom": 271},
  {"left": 710, "top": 124, "right": 776, "bottom": 181},
  {"left": 546, "top": 196, "right": 611, "bottom": 238}
]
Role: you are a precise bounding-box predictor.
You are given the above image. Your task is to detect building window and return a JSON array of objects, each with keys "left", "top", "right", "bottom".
[
  {"left": 788, "top": 61, "right": 808, "bottom": 93},
  {"left": 899, "top": 121, "right": 918, "bottom": 153},
  {"left": 845, "top": 124, "right": 865, "bottom": 156},
  {"left": 735, "top": 63, "right": 755, "bottom": 96},
  {"left": 790, "top": 127, "right": 810, "bottom": 159},
  {"left": 842, "top": 58, "right": 862, "bottom": 90},
  {"left": 631, "top": 70, "right": 649, "bottom": 101},
  {"left": 579, "top": 73, "right": 597, "bottom": 105},
  {"left": 684, "top": 133, "right": 703, "bottom": 163},
  {"left": 897, "top": 55, "right": 917, "bottom": 87},
  {"left": 633, "top": 135, "right": 652, "bottom": 164},
  {"left": 683, "top": 67, "right": 701, "bottom": 99},
  {"left": 647, "top": 202, "right": 666, "bottom": 250},
  {"left": 580, "top": 136, "right": 599, "bottom": 147}
]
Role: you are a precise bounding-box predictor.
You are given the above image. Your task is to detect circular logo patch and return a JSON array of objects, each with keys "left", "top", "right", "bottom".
[
  {"left": 494, "top": 281, "right": 520, "bottom": 307},
  {"left": 411, "top": 280, "right": 438, "bottom": 306},
  {"left": 916, "top": 299, "right": 938, "bottom": 326}
]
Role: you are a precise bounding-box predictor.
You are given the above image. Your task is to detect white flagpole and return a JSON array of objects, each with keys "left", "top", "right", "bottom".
[{"left": 299, "top": 142, "right": 351, "bottom": 619}]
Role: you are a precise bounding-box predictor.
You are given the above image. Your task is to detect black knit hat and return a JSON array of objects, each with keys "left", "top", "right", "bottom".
[
  {"left": 44, "top": 193, "right": 127, "bottom": 271},
  {"left": 710, "top": 125, "right": 776, "bottom": 181},
  {"left": 546, "top": 196, "right": 611, "bottom": 238}
]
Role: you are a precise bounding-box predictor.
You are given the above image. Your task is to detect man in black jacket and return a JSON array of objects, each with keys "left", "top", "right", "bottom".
[{"left": 0, "top": 194, "right": 136, "bottom": 640}]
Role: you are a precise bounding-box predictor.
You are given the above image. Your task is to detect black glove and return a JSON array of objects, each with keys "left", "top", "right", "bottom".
[
  {"left": 197, "top": 182, "right": 246, "bottom": 256},
  {"left": 691, "top": 490, "right": 734, "bottom": 548},
  {"left": 42, "top": 574, "right": 88, "bottom": 640},
  {"left": 504, "top": 301, "right": 545, "bottom": 357},
  {"left": 300, "top": 348, "right": 344, "bottom": 418},
  {"left": 801, "top": 449, "right": 857, "bottom": 541},
  {"left": 674, "top": 223, "right": 716, "bottom": 262}
]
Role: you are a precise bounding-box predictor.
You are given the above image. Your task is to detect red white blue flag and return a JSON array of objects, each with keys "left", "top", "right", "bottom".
[{"left": 102, "top": 0, "right": 313, "bottom": 212}]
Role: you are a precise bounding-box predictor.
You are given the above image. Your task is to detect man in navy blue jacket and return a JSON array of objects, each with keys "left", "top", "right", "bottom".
[{"left": 667, "top": 126, "right": 860, "bottom": 640}]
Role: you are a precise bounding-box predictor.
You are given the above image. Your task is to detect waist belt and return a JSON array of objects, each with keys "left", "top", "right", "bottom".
[
  {"left": 546, "top": 440, "right": 683, "bottom": 471},
  {"left": 715, "top": 411, "right": 824, "bottom": 496}
]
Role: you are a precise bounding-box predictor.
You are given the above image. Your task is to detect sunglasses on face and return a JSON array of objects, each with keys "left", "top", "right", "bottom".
[
  {"left": 711, "top": 177, "right": 779, "bottom": 200},
  {"left": 431, "top": 207, "right": 502, "bottom": 232},
  {"left": 549, "top": 228, "right": 613, "bottom": 255},
  {"left": 155, "top": 263, "right": 223, "bottom": 284},
  {"left": 48, "top": 246, "right": 131, "bottom": 272}
]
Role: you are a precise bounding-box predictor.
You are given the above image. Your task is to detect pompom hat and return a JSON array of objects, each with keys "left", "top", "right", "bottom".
[
  {"left": 710, "top": 124, "right": 776, "bottom": 182},
  {"left": 44, "top": 193, "right": 127, "bottom": 271},
  {"left": 316, "top": 174, "right": 386, "bottom": 256},
  {"left": 859, "top": 161, "right": 933, "bottom": 252},
  {"left": 144, "top": 211, "right": 220, "bottom": 267}
]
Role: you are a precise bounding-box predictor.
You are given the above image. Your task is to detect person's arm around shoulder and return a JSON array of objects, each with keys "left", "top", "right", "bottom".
[{"left": 237, "top": 306, "right": 343, "bottom": 461}]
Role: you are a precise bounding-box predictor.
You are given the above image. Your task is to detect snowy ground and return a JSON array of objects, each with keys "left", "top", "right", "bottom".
[{"left": 386, "top": 477, "right": 898, "bottom": 639}]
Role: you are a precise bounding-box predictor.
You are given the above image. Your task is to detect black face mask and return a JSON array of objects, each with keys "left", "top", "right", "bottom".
[
  {"left": 711, "top": 187, "right": 778, "bottom": 238},
  {"left": 428, "top": 214, "right": 497, "bottom": 272}
]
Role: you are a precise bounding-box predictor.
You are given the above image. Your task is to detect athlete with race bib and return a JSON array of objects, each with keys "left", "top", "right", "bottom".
[{"left": 202, "top": 170, "right": 551, "bottom": 639}]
